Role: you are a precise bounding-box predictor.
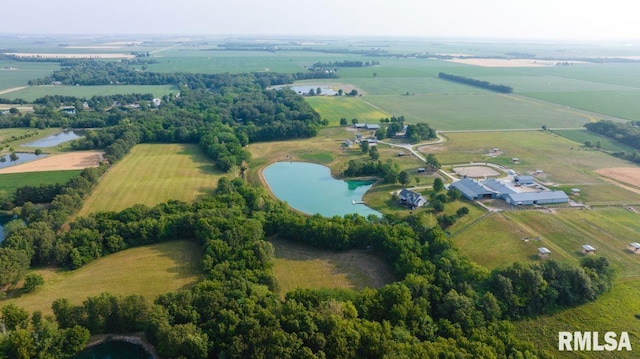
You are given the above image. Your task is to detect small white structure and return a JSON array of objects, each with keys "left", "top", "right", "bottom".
[
  {"left": 581, "top": 245, "right": 596, "bottom": 254},
  {"left": 628, "top": 242, "right": 640, "bottom": 253},
  {"left": 538, "top": 247, "right": 551, "bottom": 259}
]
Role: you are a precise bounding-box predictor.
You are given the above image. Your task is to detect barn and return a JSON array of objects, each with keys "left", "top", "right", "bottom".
[
  {"left": 504, "top": 191, "right": 569, "bottom": 206},
  {"left": 450, "top": 177, "right": 495, "bottom": 200},
  {"left": 514, "top": 175, "right": 535, "bottom": 185}
]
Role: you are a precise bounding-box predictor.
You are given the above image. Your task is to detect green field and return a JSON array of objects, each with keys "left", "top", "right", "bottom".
[
  {"left": 3, "top": 85, "right": 176, "bottom": 101},
  {"left": 554, "top": 129, "right": 638, "bottom": 153},
  {"left": 4, "top": 240, "right": 203, "bottom": 315},
  {"left": 77, "top": 143, "right": 222, "bottom": 215},
  {"left": 0, "top": 170, "right": 81, "bottom": 196},
  {"left": 0, "top": 62, "right": 60, "bottom": 92},
  {"left": 304, "top": 96, "right": 390, "bottom": 126},
  {"left": 270, "top": 237, "right": 395, "bottom": 299}
]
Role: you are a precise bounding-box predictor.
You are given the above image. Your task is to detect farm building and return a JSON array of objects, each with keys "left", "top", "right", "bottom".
[
  {"left": 482, "top": 179, "right": 515, "bottom": 198},
  {"left": 504, "top": 191, "right": 568, "bottom": 206},
  {"left": 628, "top": 242, "right": 640, "bottom": 253},
  {"left": 343, "top": 139, "right": 353, "bottom": 147},
  {"left": 354, "top": 123, "right": 366, "bottom": 129},
  {"left": 581, "top": 245, "right": 596, "bottom": 254},
  {"left": 514, "top": 175, "right": 535, "bottom": 185},
  {"left": 450, "top": 177, "right": 495, "bottom": 200},
  {"left": 365, "top": 124, "right": 380, "bottom": 130},
  {"left": 538, "top": 247, "right": 551, "bottom": 259},
  {"left": 398, "top": 188, "right": 427, "bottom": 209},
  {"left": 417, "top": 167, "right": 426, "bottom": 173}
]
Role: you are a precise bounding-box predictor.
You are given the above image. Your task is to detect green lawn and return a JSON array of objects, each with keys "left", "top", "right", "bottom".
[
  {"left": 553, "top": 129, "right": 638, "bottom": 153},
  {"left": 78, "top": 143, "right": 222, "bottom": 215},
  {"left": 305, "top": 96, "right": 390, "bottom": 126},
  {"left": 3, "top": 240, "right": 204, "bottom": 315},
  {"left": 0, "top": 170, "right": 81, "bottom": 196}
]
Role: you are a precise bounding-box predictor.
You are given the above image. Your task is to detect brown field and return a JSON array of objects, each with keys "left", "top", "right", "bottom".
[
  {"left": 3, "top": 52, "right": 135, "bottom": 59},
  {"left": 596, "top": 167, "right": 640, "bottom": 188},
  {"left": 452, "top": 165, "right": 500, "bottom": 178},
  {"left": 0, "top": 151, "right": 102, "bottom": 174}
]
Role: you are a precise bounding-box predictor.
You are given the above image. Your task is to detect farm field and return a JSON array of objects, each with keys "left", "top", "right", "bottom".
[
  {"left": 553, "top": 129, "right": 638, "bottom": 153},
  {"left": 4, "top": 240, "right": 203, "bottom": 316},
  {"left": 2, "top": 85, "right": 176, "bottom": 101},
  {"left": 453, "top": 208, "right": 640, "bottom": 278},
  {"left": 304, "top": 96, "right": 389, "bottom": 126},
  {"left": 0, "top": 170, "right": 81, "bottom": 196},
  {"left": 0, "top": 61, "right": 60, "bottom": 92},
  {"left": 77, "top": 143, "right": 222, "bottom": 215},
  {"left": 270, "top": 237, "right": 395, "bottom": 299}
]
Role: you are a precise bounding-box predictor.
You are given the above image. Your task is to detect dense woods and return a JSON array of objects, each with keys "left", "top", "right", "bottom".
[{"left": 438, "top": 72, "right": 514, "bottom": 93}]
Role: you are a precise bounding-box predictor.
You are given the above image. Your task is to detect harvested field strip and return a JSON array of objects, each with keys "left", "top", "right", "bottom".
[
  {"left": 78, "top": 144, "right": 222, "bottom": 215},
  {"left": 5, "top": 240, "right": 204, "bottom": 316}
]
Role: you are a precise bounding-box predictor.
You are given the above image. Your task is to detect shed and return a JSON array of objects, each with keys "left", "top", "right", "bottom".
[
  {"left": 538, "top": 247, "right": 551, "bottom": 259},
  {"left": 514, "top": 175, "right": 535, "bottom": 185},
  {"left": 581, "top": 245, "right": 596, "bottom": 254},
  {"left": 450, "top": 177, "right": 495, "bottom": 200},
  {"left": 343, "top": 139, "right": 353, "bottom": 147},
  {"left": 397, "top": 152, "right": 405, "bottom": 157},
  {"left": 511, "top": 158, "right": 519, "bottom": 163},
  {"left": 628, "top": 242, "right": 640, "bottom": 253},
  {"left": 504, "top": 191, "right": 568, "bottom": 206},
  {"left": 417, "top": 167, "right": 426, "bottom": 173},
  {"left": 365, "top": 124, "right": 380, "bottom": 130}
]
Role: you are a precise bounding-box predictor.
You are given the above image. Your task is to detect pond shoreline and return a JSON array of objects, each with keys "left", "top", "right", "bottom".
[{"left": 84, "top": 333, "right": 159, "bottom": 359}]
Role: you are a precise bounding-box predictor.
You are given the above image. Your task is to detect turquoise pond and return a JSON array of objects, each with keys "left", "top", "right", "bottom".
[{"left": 262, "top": 162, "right": 381, "bottom": 218}]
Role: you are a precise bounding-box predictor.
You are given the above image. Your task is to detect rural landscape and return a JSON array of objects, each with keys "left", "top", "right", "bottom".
[{"left": 0, "top": 33, "right": 640, "bottom": 358}]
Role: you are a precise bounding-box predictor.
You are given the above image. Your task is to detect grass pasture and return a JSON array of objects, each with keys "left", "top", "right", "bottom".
[
  {"left": 453, "top": 208, "right": 640, "bottom": 278},
  {"left": 553, "top": 129, "right": 638, "bottom": 153},
  {"left": 4, "top": 240, "right": 203, "bottom": 315},
  {"left": 270, "top": 237, "right": 395, "bottom": 299},
  {"left": 78, "top": 143, "right": 222, "bottom": 215},
  {"left": 515, "top": 280, "right": 640, "bottom": 358},
  {"left": 2, "top": 85, "right": 176, "bottom": 101},
  {"left": 305, "top": 96, "right": 390, "bottom": 126},
  {"left": 0, "top": 62, "right": 60, "bottom": 92},
  {"left": 0, "top": 170, "right": 81, "bottom": 196}
]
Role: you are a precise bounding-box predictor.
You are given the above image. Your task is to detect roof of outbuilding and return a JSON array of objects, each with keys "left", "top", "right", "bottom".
[
  {"left": 506, "top": 191, "right": 568, "bottom": 202},
  {"left": 451, "top": 177, "right": 493, "bottom": 198}
]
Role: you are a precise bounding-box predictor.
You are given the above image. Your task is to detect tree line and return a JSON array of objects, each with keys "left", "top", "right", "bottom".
[
  {"left": 438, "top": 72, "right": 513, "bottom": 93},
  {"left": 584, "top": 120, "right": 640, "bottom": 164},
  {"left": 311, "top": 60, "right": 380, "bottom": 68}
]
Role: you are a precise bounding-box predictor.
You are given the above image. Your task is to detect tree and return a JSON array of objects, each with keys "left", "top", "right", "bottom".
[
  {"left": 433, "top": 178, "right": 444, "bottom": 192},
  {"left": 1, "top": 303, "right": 30, "bottom": 331},
  {"left": 352, "top": 118, "right": 359, "bottom": 125},
  {"left": 360, "top": 140, "right": 369, "bottom": 153},
  {"left": 338, "top": 89, "right": 343, "bottom": 96},
  {"left": 9, "top": 107, "right": 20, "bottom": 114},
  {"left": 432, "top": 200, "right": 445, "bottom": 212},
  {"left": 398, "top": 171, "right": 410, "bottom": 187},
  {"left": 308, "top": 88, "right": 315, "bottom": 96},
  {"left": 10, "top": 152, "right": 19, "bottom": 164},
  {"left": 34, "top": 149, "right": 43, "bottom": 156},
  {"left": 456, "top": 207, "right": 469, "bottom": 216},
  {"left": 584, "top": 140, "right": 593, "bottom": 148},
  {"left": 415, "top": 177, "right": 421, "bottom": 186},
  {"left": 369, "top": 146, "right": 379, "bottom": 160},
  {"left": 23, "top": 273, "right": 45, "bottom": 293},
  {"left": 373, "top": 72, "right": 378, "bottom": 77},
  {"left": 340, "top": 118, "right": 348, "bottom": 126},
  {"left": 349, "top": 89, "right": 359, "bottom": 96},
  {"left": 375, "top": 127, "right": 386, "bottom": 140},
  {"left": 316, "top": 87, "right": 322, "bottom": 95}
]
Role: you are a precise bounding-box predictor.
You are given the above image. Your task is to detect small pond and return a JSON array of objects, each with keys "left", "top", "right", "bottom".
[
  {"left": 71, "top": 340, "right": 152, "bottom": 359},
  {"left": 22, "top": 130, "right": 84, "bottom": 147},
  {"left": 286, "top": 85, "right": 338, "bottom": 96},
  {"left": 262, "top": 161, "right": 381, "bottom": 218},
  {"left": 0, "top": 152, "right": 48, "bottom": 170}
]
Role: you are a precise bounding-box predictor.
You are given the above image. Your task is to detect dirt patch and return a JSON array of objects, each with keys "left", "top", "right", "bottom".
[
  {"left": 0, "top": 151, "right": 103, "bottom": 174},
  {"left": 596, "top": 167, "right": 640, "bottom": 188},
  {"left": 418, "top": 144, "right": 446, "bottom": 153},
  {"left": 453, "top": 165, "right": 500, "bottom": 178}
]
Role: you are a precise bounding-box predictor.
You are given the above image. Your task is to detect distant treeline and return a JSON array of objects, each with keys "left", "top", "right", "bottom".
[
  {"left": 438, "top": 72, "right": 513, "bottom": 93},
  {"left": 584, "top": 120, "right": 640, "bottom": 164},
  {"left": 311, "top": 60, "right": 380, "bottom": 68},
  {"left": 26, "top": 59, "right": 337, "bottom": 87}
]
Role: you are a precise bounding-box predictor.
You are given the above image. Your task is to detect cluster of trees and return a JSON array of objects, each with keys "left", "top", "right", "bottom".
[
  {"left": 343, "top": 159, "right": 404, "bottom": 185},
  {"left": 405, "top": 123, "right": 437, "bottom": 143},
  {"left": 584, "top": 120, "right": 640, "bottom": 164},
  {"left": 438, "top": 72, "right": 514, "bottom": 93},
  {"left": 13, "top": 183, "right": 64, "bottom": 206}
]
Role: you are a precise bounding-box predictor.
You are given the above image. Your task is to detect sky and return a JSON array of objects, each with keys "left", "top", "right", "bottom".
[{"left": 2, "top": 0, "right": 639, "bottom": 41}]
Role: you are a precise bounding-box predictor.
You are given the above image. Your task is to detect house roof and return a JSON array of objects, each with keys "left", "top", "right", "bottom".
[
  {"left": 451, "top": 177, "right": 493, "bottom": 198},
  {"left": 538, "top": 247, "right": 551, "bottom": 254},
  {"left": 514, "top": 175, "right": 535, "bottom": 183},
  {"left": 582, "top": 245, "right": 596, "bottom": 251},
  {"left": 505, "top": 191, "right": 568, "bottom": 203},
  {"left": 398, "top": 188, "right": 426, "bottom": 206}
]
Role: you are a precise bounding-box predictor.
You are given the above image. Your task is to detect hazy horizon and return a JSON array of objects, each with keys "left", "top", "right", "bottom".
[{"left": 2, "top": 0, "right": 639, "bottom": 42}]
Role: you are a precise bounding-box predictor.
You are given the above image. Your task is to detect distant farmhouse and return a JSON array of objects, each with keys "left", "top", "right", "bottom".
[
  {"left": 398, "top": 188, "right": 427, "bottom": 209},
  {"left": 450, "top": 177, "right": 568, "bottom": 206}
]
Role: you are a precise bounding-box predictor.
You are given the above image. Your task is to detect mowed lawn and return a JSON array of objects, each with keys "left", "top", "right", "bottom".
[
  {"left": 270, "top": 237, "right": 396, "bottom": 299},
  {"left": 78, "top": 143, "right": 221, "bottom": 215},
  {"left": 5, "top": 240, "right": 204, "bottom": 316}
]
